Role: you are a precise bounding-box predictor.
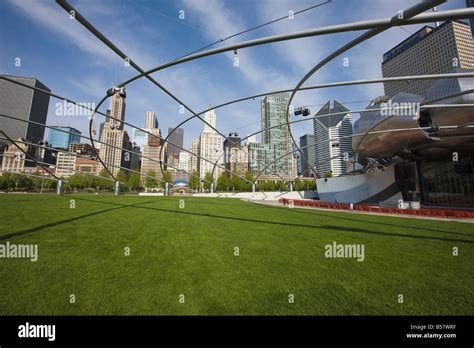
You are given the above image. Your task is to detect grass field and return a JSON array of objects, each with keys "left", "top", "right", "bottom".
[{"left": 0, "top": 194, "right": 473, "bottom": 315}]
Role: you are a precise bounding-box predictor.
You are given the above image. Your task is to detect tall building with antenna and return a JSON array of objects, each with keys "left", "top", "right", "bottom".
[
  {"left": 144, "top": 111, "right": 158, "bottom": 130},
  {"left": 97, "top": 87, "right": 130, "bottom": 176},
  {"left": 198, "top": 109, "right": 223, "bottom": 182}
]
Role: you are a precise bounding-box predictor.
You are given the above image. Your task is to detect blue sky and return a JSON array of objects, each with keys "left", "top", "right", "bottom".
[{"left": 0, "top": 0, "right": 467, "bottom": 148}]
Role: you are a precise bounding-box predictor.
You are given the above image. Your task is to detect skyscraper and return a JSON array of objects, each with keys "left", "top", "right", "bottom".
[
  {"left": 129, "top": 143, "right": 141, "bottom": 171},
  {"left": 98, "top": 121, "right": 105, "bottom": 141},
  {"left": 313, "top": 100, "right": 353, "bottom": 177},
  {"left": 167, "top": 127, "right": 184, "bottom": 167},
  {"left": 178, "top": 151, "right": 190, "bottom": 180},
  {"left": 141, "top": 128, "right": 166, "bottom": 181},
  {"left": 47, "top": 127, "right": 81, "bottom": 149},
  {"left": 466, "top": 0, "right": 474, "bottom": 36},
  {"left": 109, "top": 88, "right": 126, "bottom": 130},
  {"left": 190, "top": 137, "right": 200, "bottom": 173},
  {"left": 249, "top": 93, "right": 294, "bottom": 180},
  {"left": 178, "top": 152, "right": 189, "bottom": 171},
  {"left": 199, "top": 109, "right": 223, "bottom": 181},
  {"left": 224, "top": 133, "right": 248, "bottom": 177},
  {"left": 144, "top": 111, "right": 158, "bottom": 130},
  {"left": 97, "top": 88, "right": 129, "bottom": 176},
  {"left": 202, "top": 109, "right": 216, "bottom": 133},
  {"left": 382, "top": 21, "right": 474, "bottom": 98},
  {"left": 299, "top": 134, "right": 315, "bottom": 177},
  {"left": 0, "top": 75, "right": 50, "bottom": 146}
]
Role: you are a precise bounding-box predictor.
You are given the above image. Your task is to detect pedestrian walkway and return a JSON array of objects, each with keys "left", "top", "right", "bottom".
[{"left": 249, "top": 199, "right": 474, "bottom": 224}]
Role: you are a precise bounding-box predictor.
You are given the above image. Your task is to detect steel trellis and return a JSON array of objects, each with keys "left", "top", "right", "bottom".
[
  {"left": 53, "top": 0, "right": 473, "bottom": 188},
  {"left": 11, "top": 1, "right": 471, "bottom": 191},
  {"left": 0, "top": 112, "right": 212, "bottom": 186}
]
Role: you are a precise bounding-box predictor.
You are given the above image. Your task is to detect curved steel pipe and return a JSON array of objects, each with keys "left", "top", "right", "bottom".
[
  {"left": 115, "top": 6, "right": 468, "bottom": 88},
  {"left": 0, "top": 113, "right": 212, "bottom": 185},
  {"left": 0, "top": 169, "right": 61, "bottom": 182},
  {"left": 54, "top": 1, "right": 470, "bottom": 185},
  {"left": 0, "top": 130, "right": 61, "bottom": 181},
  {"left": 0, "top": 79, "right": 212, "bottom": 185},
  {"left": 282, "top": 0, "right": 445, "bottom": 179},
  {"left": 254, "top": 114, "right": 474, "bottom": 180},
  {"left": 0, "top": 137, "right": 161, "bottom": 184},
  {"left": 0, "top": 154, "right": 122, "bottom": 185}
]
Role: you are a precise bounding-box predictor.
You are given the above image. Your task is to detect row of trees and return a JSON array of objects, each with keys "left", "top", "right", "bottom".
[
  {"left": 0, "top": 169, "right": 173, "bottom": 193},
  {"left": 0, "top": 169, "right": 316, "bottom": 193},
  {"left": 0, "top": 172, "right": 57, "bottom": 191},
  {"left": 63, "top": 169, "right": 174, "bottom": 193},
  {"left": 214, "top": 171, "right": 255, "bottom": 192},
  {"left": 213, "top": 171, "right": 316, "bottom": 192}
]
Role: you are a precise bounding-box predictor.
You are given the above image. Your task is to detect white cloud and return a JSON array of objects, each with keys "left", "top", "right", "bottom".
[
  {"left": 7, "top": 0, "right": 115, "bottom": 62},
  {"left": 181, "top": 0, "right": 291, "bottom": 91},
  {"left": 7, "top": 0, "right": 462, "bottom": 151}
]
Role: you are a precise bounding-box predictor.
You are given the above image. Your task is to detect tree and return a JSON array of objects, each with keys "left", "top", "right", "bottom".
[
  {"left": 294, "top": 178, "right": 303, "bottom": 191},
  {"left": 98, "top": 169, "right": 113, "bottom": 191},
  {"left": 162, "top": 170, "right": 172, "bottom": 188},
  {"left": 0, "top": 173, "right": 15, "bottom": 191},
  {"left": 230, "top": 174, "right": 243, "bottom": 192},
  {"left": 99, "top": 168, "right": 110, "bottom": 178},
  {"left": 117, "top": 169, "right": 128, "bottom": 183},
  {"left": 203, "top": 172, "right": 213, "bottom": 191},
  {"left": 31, "top": 170, "right": 43, "bottom": 191},
  {"left": 144, "top": 170, "right": 158, "bottom": 190},
  {"left": 48, "top": 179, "right": 57, "bottom": 190},
  {"left": 188, "top": 171, "right": 199, "bottom": 191},
  {"left": 216, "top": 172, "right": 229, "bottom": 192},
  {"left": 128, "top": 172, "right": 141, "bottom": 192},
  {"left": 257, "top": 180, "right": 276, "bottom": 191},
  {"left": 68, "top": 174, "right": 84, "bottom": 191},
  {"left": 244, "top": 171, "right": 254, "bottom": 192},
  {"left": 267, "top": 181, "right": 277, "bottom": 191},
  {"left": 82, "top": 175, "right": 95, "bottom": 192},
  {"left": 307, "top": 179, "right": 317, "bottom": 191}
]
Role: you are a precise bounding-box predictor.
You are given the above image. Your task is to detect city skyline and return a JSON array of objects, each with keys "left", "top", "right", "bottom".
[
  {"left": 0, "top": 0, "right": 468, "bottom": 151},
  {"left": 0, "top": 1, "right": 474, "bottom": 335},
  {"left": 0, "top": 0, "right": 473, "bottom": 190}
]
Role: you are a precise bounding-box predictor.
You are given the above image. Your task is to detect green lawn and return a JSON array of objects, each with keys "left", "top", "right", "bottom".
[{"left": 0, "top": 194, "right": 473, "bottom": 315}]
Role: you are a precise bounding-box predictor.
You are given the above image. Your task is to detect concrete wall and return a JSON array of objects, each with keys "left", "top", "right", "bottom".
[
  {"left": 195, "top": 191, "right": 317, "bottom": 201},
  {"left": 316, "top": 165, "right": 400, "bottom": 204},
  {"left": 139, "top": 191, "right": 317, "bottom": 201}
]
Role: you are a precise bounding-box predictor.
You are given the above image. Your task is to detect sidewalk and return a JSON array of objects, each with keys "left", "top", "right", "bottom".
[{"left": 249, "top": 199, "right": 474, "bottom": 224}]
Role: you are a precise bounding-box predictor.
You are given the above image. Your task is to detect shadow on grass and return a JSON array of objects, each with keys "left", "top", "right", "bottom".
[
  {"left": 319, "top": 225, "right": 473, "bottom": 243},
  {"left": 0, "top": 200, "right": 154, "bottom": 241},
  {"left": 68, "top": 196, "right": 474, "bottom": 244}
]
